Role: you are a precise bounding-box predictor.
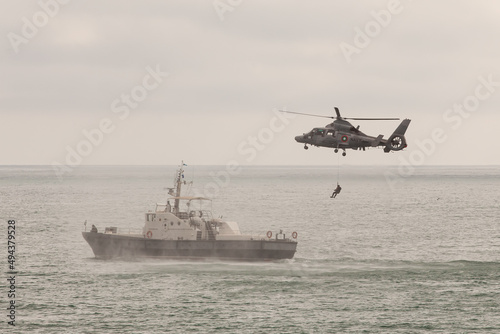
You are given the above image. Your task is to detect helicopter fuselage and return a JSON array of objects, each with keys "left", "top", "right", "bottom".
[{"left": 295, "top": 126, "right": 382, "bottom": 151}]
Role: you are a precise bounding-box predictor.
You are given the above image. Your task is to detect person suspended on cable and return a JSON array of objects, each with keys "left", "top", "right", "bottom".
[{"left": 330, "top": 183, "right": 342, "bottom": 198}]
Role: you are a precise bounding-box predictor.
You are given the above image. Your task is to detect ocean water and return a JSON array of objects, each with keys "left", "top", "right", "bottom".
[{"left": 1, "top": 165, "right": 499, "bottom": 333}]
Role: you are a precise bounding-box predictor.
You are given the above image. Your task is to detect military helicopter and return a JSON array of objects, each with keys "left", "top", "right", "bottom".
[{"left": 281, "top": 107, "right": 411, "bottom": 156}]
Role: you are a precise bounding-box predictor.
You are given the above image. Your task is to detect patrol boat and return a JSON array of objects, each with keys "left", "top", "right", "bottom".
[{"left": 82, "top": 163, "right": 298, "bottom": 260}]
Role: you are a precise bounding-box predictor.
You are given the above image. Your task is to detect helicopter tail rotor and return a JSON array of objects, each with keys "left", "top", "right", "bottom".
[{"left": 384, "top": 119, "right": 411, "bottom": 152}]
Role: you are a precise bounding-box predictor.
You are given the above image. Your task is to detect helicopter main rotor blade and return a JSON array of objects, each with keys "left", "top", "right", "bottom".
[
  {"left": 279, "top": 110, "right": 400, "bottom": 121},
  {"left": 334, "top": 107, "right": 341, "bottom": 118},
  {"left": 344, "top": 117, "right": 400, "bottom": 121},
  {"left": 279, "top": 110, "right": 334, "bottom": 119}
]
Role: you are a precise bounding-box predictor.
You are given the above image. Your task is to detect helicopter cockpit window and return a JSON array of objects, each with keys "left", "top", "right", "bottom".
[
  {"left": 327, "top": 130, "right": 335, "bottom": 136},
  {"left": 312, "top": 128, "right": 325, "bottom": 136}
]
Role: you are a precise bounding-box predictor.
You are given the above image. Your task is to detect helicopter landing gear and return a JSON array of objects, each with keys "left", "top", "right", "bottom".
[
  {"left": 334, "top": 148, "right": 346, "bottom": 156},
  {"left": 304, "top": 145, "right": 309, "bottom": 150}
]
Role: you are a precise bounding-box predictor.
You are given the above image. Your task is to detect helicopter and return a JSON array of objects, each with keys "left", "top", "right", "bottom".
[{"left": 281, "top": 107, "right": 411, "bottom": 156}]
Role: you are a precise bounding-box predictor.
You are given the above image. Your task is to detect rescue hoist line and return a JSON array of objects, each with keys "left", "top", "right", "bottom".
[{"left": 336, "top": 151, "right": 340, "bottom": 184}]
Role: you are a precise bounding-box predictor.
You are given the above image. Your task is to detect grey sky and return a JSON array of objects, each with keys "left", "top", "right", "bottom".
[{"left": 1, "top": 0, "right": 500, "bottom": 166}]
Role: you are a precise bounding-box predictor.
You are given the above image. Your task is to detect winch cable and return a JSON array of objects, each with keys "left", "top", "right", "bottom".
[{"left": 336, "top": 151, "right": 340, "bottom": 185}]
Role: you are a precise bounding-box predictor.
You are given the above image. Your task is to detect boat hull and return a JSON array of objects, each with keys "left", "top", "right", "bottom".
[{"left": 82, "top": 232, "right": 297, "bottom": 260}]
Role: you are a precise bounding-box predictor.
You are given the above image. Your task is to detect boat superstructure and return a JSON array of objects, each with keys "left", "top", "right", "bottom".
[{"left": 82, "top": 162, "right": 298, "bottom": 260}]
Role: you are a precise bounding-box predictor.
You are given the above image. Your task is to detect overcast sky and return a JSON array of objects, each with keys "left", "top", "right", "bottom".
[{"left": 1, "top": 0, "right": 500, "bottom": 166}]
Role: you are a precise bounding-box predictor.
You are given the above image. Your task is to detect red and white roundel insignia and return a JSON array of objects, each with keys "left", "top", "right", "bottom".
[{"left": 341, "top": 135, "right": 349, "bottom": 142}]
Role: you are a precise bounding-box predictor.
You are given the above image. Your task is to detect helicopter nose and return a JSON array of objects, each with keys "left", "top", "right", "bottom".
[{"left": 295, "top": 135, "right": 304, "bottom": 143}]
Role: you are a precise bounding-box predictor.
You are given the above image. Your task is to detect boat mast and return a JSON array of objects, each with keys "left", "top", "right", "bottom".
[{"left": 173, "top": 161, "right": 184, "bottom": 214}]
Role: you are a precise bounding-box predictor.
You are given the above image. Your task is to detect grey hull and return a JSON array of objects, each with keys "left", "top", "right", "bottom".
[{"left": 82, "top": 232, "right": 297, "bottom": 260}]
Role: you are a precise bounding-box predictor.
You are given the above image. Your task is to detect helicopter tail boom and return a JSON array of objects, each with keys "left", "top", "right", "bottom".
[
  {"left": 371, "top": 134, "right": 384, "bottom": 147},
  {"left": 384, "top": 119, "right": 411, "bottom": 152}
]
